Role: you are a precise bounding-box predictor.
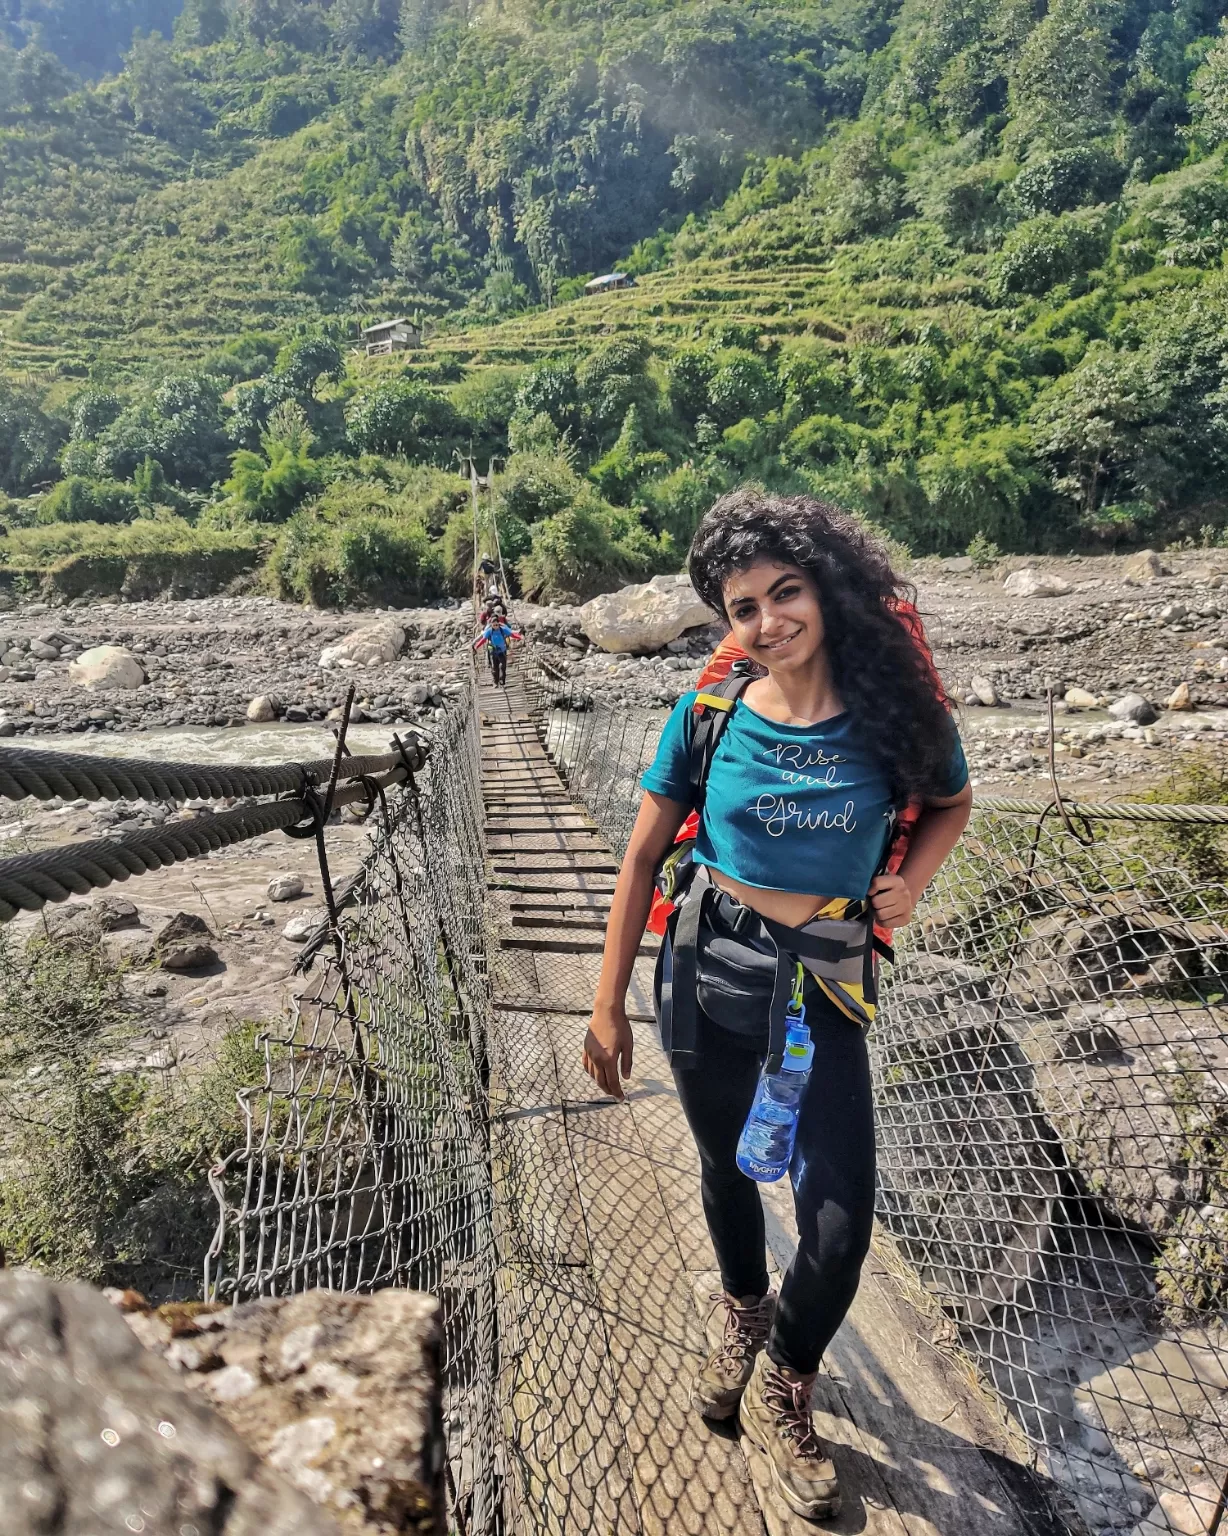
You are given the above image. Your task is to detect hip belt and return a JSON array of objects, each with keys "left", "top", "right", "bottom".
[{"left": 656, "top": 865, "right": 891, "bottom": 1072}]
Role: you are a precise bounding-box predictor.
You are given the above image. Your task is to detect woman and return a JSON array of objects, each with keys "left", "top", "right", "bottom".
[{"left": 582, "top": 490, "right": 971, "bottom": 1522}]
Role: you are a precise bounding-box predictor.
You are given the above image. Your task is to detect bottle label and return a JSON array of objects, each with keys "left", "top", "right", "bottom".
[{"left": 740, "top": 1153, "right": 786, "bottom": 1180}]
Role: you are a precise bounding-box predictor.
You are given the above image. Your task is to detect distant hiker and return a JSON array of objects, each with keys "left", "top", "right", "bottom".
[
  {"left": 580, "top": 489, "right": 972, "bottom": 1523},
  {"left": 474, "top": 617, "right": 521, "bottom": 687}
]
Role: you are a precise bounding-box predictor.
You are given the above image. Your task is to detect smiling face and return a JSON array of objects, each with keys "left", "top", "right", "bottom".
[{"left": 721, "top": 559, "right": 826, "bottom": 675}]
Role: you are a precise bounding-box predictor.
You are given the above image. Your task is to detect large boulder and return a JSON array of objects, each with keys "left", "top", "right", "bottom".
[
  {"left": 1109, "top": 692, "right": 1159, "bottom": 725},
  {"left": 1003, "top": 568, "right": 1071, "bottom": 599},
  {"left": 149, "top": 1288, "right": 446, "bottom": 1536},
  {"left": 0, "top": 1269, "right": 339, "bottom": 1536},
  {"left": 1123, "top": 548, "right": 1167, "bottom": 583},
  {"left": 68, "top": 646, "right": 145, "bottom": 691},
  {"left": 579, "top": 573, "right": 713, "bottom": 654},
  {"left": 319, "top": 620, "right": 405, "bottom": 670}
]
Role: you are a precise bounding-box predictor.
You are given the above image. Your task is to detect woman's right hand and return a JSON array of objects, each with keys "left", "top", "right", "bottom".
[{"left": 583, "top": 1003, "right": 635, "bottom": 1101}]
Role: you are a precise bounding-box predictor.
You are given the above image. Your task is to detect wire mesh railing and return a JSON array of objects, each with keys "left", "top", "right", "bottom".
[
  {"left": 0, "top": 676, "right": 503, "bottom": 1536},
  {"left": 202, "top": 676, "right": 501, "bottom": 1534},
  {"left": 522, "top": 649, "right": 1228, "bottom": 1536}
]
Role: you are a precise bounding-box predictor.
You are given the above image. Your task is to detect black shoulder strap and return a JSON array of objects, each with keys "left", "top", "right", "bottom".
[{"left": 686, "top": 659, "right": 760, "bottom": 809}]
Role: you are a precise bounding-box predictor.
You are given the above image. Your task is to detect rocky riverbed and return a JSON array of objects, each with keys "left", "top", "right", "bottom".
[
  {"left": 2, "top": 545, "right": 1226, "bottom": 1124},
  {"left": 533, "top": 548, "right": 1228, "bottom": 799},
  {"left": 0, "top": 546, "right": 1225, "bottom": 837}
]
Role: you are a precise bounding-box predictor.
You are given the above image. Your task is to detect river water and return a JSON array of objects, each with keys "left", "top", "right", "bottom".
[{"left": 6, "top": 722, "right": 416, "bottom": 767}]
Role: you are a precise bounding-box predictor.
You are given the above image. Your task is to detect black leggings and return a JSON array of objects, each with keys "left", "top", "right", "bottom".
[
  {"left": 489, "top": 648, "right": 507, "bottom": 686},
  {"left": 672, "top": 991, "right": 876, "bottom": 1375}
]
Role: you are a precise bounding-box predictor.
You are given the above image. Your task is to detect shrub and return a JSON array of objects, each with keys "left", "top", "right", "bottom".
[
  {"left": 36, "top": 476, "right": 138, "bottom": 525},
  {"left": 496, "top": 452, "right": 584, "bottom": 524},
  {"left": 914, "top": 428, "right": 1038, "bottom": 550},
  {"left": 512, "top": 361, "right": 581, "bottom": 438},
  {"left": 346, "top": 378, "right": 462, "bottom": 460},
  {"left": 270, "top": 513, "right": 444, "bottom": 608},
  {"left": 995, "top": 209, "right": 1112, "bottom": 296},
  {"left": 518, "top": 492, "right": 662, "bottom": 603},
  {"left": 706, "top": 351, "right": 782, "bottom": 428},
  {"left": 966, "top": 531, "right": 1002, "bottom": 568},
  {"left": 667, "top": 349, "right": 717, "bottom": 424},
  {"left": 449, "top": 367, "right": 524, "bottom": 461},
  {"left": 1013, "top": 148, "right": 1122, "bottom": 217},
  {"left": 0, "top": 933, "right": 272, "bottom": 1292}
]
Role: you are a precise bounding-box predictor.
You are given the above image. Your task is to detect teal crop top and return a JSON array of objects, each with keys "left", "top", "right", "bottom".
[{"left": 640, "top": 691, "right": 968, "bottom": 899}]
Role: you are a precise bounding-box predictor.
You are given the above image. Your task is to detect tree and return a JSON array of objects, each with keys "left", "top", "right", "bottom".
[
  {"left": 273, "top": 336, "right": 344, "bottom": 398},
  {"left": 399, "top": 0, "right": 445, "bottom": 53},
  {"left": 514, "top": 191, "right": 567, "bottom": 305},
  {"left": 706, "top": 352, "right": 782, "bottom": 429},
  {"left": 1192, "top": 22, "right": 1228, "bottom": 145},
  {"left": 1030, "top": 344, "right": 1175, "bottom": 514},
  {"left": 329, "top": 0, "right": 399, "bottom": 55},
  {"left": 95, "top": 373, "right": 228, "bottom": 487},
  {"left": 70, "top": 389, "right": 123, "bottom": 443},
  {"left": 346, "top": 379, "right": 461, "bottom": 459},
  {"left": 176, "top": 0, "right": 230, "bottom": 47},
  {"left": 1008, "top": 0, "right": 1114, "bottom": 151},
  {"left": 513, "top": 362, "right": 581, "bottom": 438},
  {"left": 576, "top": 338, "right": 656, "bottom": 448},
  {"left": 123, "top": 30, "right": 198, "bottom": 137},
  {"left": 0, "top": 380, "right": 61, "bottom": 494},
  {"left": 223, "top": 404, "right": 320, "bottom": 522}
]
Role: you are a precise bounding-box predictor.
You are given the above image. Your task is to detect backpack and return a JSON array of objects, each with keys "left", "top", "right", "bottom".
[{"left": 649, "top": 658, "right": 760, "bottom": 933}]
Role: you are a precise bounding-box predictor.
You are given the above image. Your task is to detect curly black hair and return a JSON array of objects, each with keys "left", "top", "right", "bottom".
[{"left": 688, "top": 489, "right": 958, "bottom": 805}]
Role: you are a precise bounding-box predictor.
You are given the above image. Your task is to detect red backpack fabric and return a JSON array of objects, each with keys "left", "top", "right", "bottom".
[{"left": 644, "top": 602, "right": 938, "bottom": 940}]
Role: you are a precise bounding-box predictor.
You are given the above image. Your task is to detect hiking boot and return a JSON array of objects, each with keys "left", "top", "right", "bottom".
[
  {"left": 691, "top": 1290, "right": 776, "bottom": 1420},
  {"left": 739, "top": 1352, "right": 840, "bottom": 1521}
]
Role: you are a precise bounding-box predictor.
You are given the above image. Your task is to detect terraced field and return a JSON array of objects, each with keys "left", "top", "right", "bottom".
[{"left": 418, "top": 260, "right": 854, "bottom": 368}]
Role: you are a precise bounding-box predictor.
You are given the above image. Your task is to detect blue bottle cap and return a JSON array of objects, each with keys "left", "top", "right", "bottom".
[{"left": 784, "top": 1019, "right": 812, "bottom": 1060}]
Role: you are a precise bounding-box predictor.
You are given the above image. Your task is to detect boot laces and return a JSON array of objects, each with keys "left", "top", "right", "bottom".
[
  {"left": 707, "top": 1292, "right": 769, "bottom": 1372},
  {"left": 761, "top": 1364, "right": 825, "bottom": 1459}
]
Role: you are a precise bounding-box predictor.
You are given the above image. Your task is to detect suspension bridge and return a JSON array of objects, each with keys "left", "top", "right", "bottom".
[{"left": 2, "top": 628, "right": 1228, "bottom": 1534}]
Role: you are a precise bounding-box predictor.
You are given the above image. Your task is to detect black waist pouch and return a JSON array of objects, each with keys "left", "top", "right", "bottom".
[{"left": 694, "top": 891, "right": 775, "bottom": 1042}]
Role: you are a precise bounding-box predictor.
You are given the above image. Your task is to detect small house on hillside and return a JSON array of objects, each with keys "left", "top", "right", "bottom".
[
  {"left": 362, "top": 317, "right": 420, "bottom": 356},
  {"left": 584, "top": 273, "right": 634, "bottom": 296}
]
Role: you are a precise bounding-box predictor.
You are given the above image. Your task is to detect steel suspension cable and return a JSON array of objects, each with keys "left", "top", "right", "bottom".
[{"left": 0, "top": 744, "right": 408, "bottom": 805}]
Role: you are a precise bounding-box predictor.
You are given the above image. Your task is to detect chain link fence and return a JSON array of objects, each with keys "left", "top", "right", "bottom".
[
  {"left": 523, "top": 653, "right": 1228, "bottom": 1536},
  {"left": 204, "top": 675, "right": 503, "bottom": 1536}
]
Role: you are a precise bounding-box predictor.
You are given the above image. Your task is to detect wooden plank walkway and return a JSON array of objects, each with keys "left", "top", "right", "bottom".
[{"left": 482, "top": 670, "right": 1078, "bottom": 1536}]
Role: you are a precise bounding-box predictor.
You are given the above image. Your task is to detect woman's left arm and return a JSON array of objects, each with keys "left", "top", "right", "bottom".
[{"left": 869, "top": 783, "right": 972, "bottom": 927}]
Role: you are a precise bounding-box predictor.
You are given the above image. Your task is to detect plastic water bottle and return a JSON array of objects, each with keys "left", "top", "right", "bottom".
[{"left": 736, "top": 1013, "right": 815, "bottom": 1183}]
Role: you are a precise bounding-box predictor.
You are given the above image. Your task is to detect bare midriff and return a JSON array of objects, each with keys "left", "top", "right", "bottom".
[{"left": 707, "top": 866, "right": 841, "bottom": 928}]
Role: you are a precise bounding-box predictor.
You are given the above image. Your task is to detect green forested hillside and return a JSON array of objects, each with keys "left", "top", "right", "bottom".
[{"left": 5, "top": 0, "right": 1228, "bottom": 604}]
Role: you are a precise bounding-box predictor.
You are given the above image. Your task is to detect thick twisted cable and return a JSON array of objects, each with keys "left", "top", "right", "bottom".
[
  {"left": 976, "top": 797, "right": 1228, "bottom": 824},
  {"left": 0, "top": 747, "right": 404, "bottom": 805},
  {"left": 0, "top": 767, "right": 409, "bottom": 920}
]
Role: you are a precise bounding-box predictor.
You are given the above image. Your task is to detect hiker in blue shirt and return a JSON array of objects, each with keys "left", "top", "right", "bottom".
[
  {"left": 474, "top": 617, "right": 520, "bottom": 686},
  {"left": 581, "top": 489, "right": 972, "bottom": 1523}
]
